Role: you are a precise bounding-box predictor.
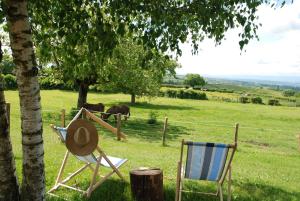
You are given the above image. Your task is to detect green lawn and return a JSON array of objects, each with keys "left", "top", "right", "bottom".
[{"left": 5, "top": 90, "right": 300, "bottom": 201}]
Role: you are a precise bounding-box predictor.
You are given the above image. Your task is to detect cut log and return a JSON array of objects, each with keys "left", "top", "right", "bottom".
[{"left": 130, "top": 168, "right": 163, "bottom": 201}]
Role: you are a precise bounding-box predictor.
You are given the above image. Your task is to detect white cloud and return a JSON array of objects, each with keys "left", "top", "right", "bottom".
[{"left": 177, "top": 2, "right": 300, "bottom": 78}]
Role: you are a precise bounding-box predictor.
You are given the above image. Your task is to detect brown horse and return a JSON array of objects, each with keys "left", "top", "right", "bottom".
[
  {"left": 101, "top": 105, "right": 130, "bottom": 121},
  {"left": 83, "top": 102, "right": 105, "bottom": 113}
]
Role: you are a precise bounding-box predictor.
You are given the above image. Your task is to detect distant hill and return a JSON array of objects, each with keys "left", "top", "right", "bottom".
[
  {"left": 205, "top": 76, "right": 300, "bottom": 91},
  {"left": 206, "top": 76, "right": 300, "bottom": 88},
  {"left": 163, "top": 74, "right": 300, "bottom": 91}
]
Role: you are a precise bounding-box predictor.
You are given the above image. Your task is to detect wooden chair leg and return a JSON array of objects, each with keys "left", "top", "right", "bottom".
[
  {"left": 227, "top": 165, "right": 232, "bottom": 201},
  {"left": 175, "top": 162, "right": 181, "bottom": 201},
  {"left": 86, "top": 157, "right": 101, "bottom": 198},
  {"left": 179, "top": 164, "right": 185, "bottom": 201},
  {"left": 178, "top": 179, "right": 183, "bottom": 201},
  {"left": 55, "top": 151, "right": 70, "bottom": 185},
  {"left": 218, "top": 184, "right": 224, "bottom": 201}
]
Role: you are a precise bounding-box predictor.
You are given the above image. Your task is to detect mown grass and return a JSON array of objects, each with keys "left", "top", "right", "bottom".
[{"left": 4, "top": 90, "right": 300, "bottom": 201}]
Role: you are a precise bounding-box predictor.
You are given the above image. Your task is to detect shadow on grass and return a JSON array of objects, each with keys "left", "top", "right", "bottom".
[
  {"left": 46, "top": 179, "right": 131, "bottom": 201},
  {"left": 46, "top": 179, "right": 299, "bottom": 201},
  {"left": 117, "top": 118, "right": 190, "bottom": 142},
  {"left": 233, "top": 182, "right": 300, "bottom": 201},
  {"left": 164, "top": 181, "right": 300, "bottom": 201},
  {"left": 116, "top": 101, "right": 195, "bottom": 111}
]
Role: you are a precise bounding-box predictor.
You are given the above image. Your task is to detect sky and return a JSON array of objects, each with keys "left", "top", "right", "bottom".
[{"left": 176, "top": 1, "right": 300, "bottom": 79}]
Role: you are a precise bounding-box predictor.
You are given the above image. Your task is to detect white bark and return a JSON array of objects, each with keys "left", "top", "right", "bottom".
[
  {"left": 5, "top": 0, "right": 45, "bottom": 200},
  {"left": 0, "top": 43, "right": 20, "bottom": 201}
]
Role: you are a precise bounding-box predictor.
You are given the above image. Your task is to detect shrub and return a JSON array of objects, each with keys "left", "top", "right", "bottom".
[
  {"left": 162, "top": 88, "right": 207, "bottom": 100},
  {"left": 268, "top": 99, "right": 280, "bottom": 106},
  {"left": 176, "top": 90, "right": 207, "bottom": 100},
  {"left": 283, "top": 90, "right": 296, "bottom": 97},
  {"left": 177, "top": 90, "right": 185, "bottom": 99},
  {"left": 166, "top": 89, "right": 177, "bottom": 98},
  {"left": 4, "top": 74, "right": 17, "bottom": 89},
  {"left": 39, "top": 76, "right": 66, "bottom": 89},
  {"left": 161, "top": 84, "right": 185, "bottom": 88},
  {"left": 147, "top": 111, "right": 158, "bottom": 124},
  {"left": 251, "top": 97, "right": 263, "bottom": 104},
  {"left": 239, "top": 96, "right": 249, "bottom": 104},
  {"left": 158, "top": 90, "right": 165, "bottom": 97}
]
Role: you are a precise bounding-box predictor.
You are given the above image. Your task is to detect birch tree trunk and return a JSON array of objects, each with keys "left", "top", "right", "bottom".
[
  {"left": 0, "top": 40, "right": 20, "bottom": 201},
  {"left": 5, "top": 0, "right": 45, "bottom": 200}
]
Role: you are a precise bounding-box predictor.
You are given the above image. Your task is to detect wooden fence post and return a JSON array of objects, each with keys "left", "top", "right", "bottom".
[
  {"left": 298, "top": 134, "right": 300, "bottom": 152},
  {"left": 117, "top": 113, "right": 121, "bottom": 141},
  {"left": 162, "top": 117, "right": 168, "bottom": 146},
  {"left": 6, "top": 103, "right": 10, "bottom": 126},
  {"left": 61, "top": 109, "right": 65, "bottom": 127}
]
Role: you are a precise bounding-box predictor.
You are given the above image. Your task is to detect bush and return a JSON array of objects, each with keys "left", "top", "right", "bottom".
[
  {"left": 268, "top": 99, "right": 280, "bottom": 106},
  {"left": 177, "top": 90, "right": 185, "bottom": 99},
  {"left": 158, "top": 90, "right": 165, "bottom": 97},
  {"left": 283, "top": 90, "right": 296, "bottom": 97},
  {"left": 161, "top": 84, "right": 186, "bottom": 88},
  {"left": 4, "top": 74, "right": 17, "bottom": 89},
  {"left": 239, "top": 96, "right": 249, "bottom": 104},
  {"left": 166, "top": 89, "right": 177, "bottom": 98},
  {"left": 147, "top": 111, "right": 158, "bottom": 124},
  {"left": 251, "top": 97, "right": 263, "bottom": 104},
  {"left": 162, "top": 89, "right": 207, "bottom": 100},
  {"left": 39, "top": 76, "right": 65, "bottom": 89}
]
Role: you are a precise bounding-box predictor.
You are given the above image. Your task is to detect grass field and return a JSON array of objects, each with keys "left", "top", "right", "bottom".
[
  {"left": 4, "top": 90, "right": 300, "bottom": 201},
  {"left": 161, "top": 85, "right": 298, "bottom": 107}
]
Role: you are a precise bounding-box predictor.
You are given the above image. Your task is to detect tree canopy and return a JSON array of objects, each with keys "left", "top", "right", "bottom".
[
  {"left": 26, "top": 0, "right": 275, "bottom": 107},
  {"left": 103, "top": 39, "right": 179, "bottom": 103},
  {"left": 29, "top": 0, "right": 271, "bottom": 57},
  {"left": 184, "top": 73, "right": 206, "bottom": 88}
]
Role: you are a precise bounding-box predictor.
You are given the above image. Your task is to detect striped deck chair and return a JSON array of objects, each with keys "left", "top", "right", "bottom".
[
  {"left": 48, "top": 124, "right": 128, "bottom": 198},
  {"left": 175, "top": 124, "right": 239, "bottom": 201}
]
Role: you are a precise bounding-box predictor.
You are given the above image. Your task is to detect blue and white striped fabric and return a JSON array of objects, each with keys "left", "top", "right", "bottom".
[{"left": 184, "top": 142, "right": 229, "bottom": 181}]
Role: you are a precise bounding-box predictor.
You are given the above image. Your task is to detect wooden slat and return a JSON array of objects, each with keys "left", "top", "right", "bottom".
[
  {"left": 117, "top": 113, "right": 121, "bottom": 141},
  {"left": 55, "top": 151, "right": 70, "bottom": 185},
  {"left": 61, "top": 109, "right": 65, "bottom": 127},
  {"left": 162, "top": 117, "right": 168, "bottom": 146},
  {"left": 84, "top": 109, "right": 126, "bottom": 139},
  {"left": 59, "top": 184, "right": 86, "bottom": 193}
]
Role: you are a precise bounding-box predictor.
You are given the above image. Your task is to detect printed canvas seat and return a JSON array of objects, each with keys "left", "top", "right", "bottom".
[
  {"left": 48, "top": 109, "right": 128, "bottom": 198},
  {"left": 175, "top": 124, "right": 239, "bottom": 201}
]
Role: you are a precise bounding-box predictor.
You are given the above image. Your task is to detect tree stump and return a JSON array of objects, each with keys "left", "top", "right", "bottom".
[{"left": 130, "top": 168, "right": 164, "bottom": 201}]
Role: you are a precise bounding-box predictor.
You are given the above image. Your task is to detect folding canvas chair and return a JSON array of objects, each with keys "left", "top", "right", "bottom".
[
  {"left": 175, "top": 124, "right": 239, "bottom": 201},
  {"left": 48, "top": 111, "right": 128, "bottom": 198}
]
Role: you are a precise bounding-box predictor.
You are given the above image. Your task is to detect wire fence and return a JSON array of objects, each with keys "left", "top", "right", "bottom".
[
  {"left": 40, "top": 108, "right": 299, "bottom": 134},
  {"left": 37, "top": 107, "right": 300, "bottom": 150}
]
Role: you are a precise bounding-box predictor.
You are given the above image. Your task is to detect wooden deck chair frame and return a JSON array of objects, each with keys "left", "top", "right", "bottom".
[
  {"left": 48, "top": 108, "right": 127, "bottom": 198},
  {"left": 48, "top": 146, "right": 127, "bottom": 198},
  {"left": 175, "top": 123, "right": 239, "bottom": 201}
]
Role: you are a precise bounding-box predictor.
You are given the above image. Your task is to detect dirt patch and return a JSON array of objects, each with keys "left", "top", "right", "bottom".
[{"left": 243, "top": 140, "right": 269, "bottom": 148}]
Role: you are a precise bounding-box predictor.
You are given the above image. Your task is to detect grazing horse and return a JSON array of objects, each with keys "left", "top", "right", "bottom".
[
  {"left": 83, "top": 102, "right": 105, "bottom": 113},
  {"left": 101, "top": 105, "right": 130, "bottom": 121}
]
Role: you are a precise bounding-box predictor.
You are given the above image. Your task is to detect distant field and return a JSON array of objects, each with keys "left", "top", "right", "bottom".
[
  {"left": 204, "top": 83, "right": 298, "bottom": 106},
  {"left": 161, "top": 84, "right": 298, "bottom": 107},
  {"left": 5, "top": 90, "right": 300, "bottom": 201}
]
